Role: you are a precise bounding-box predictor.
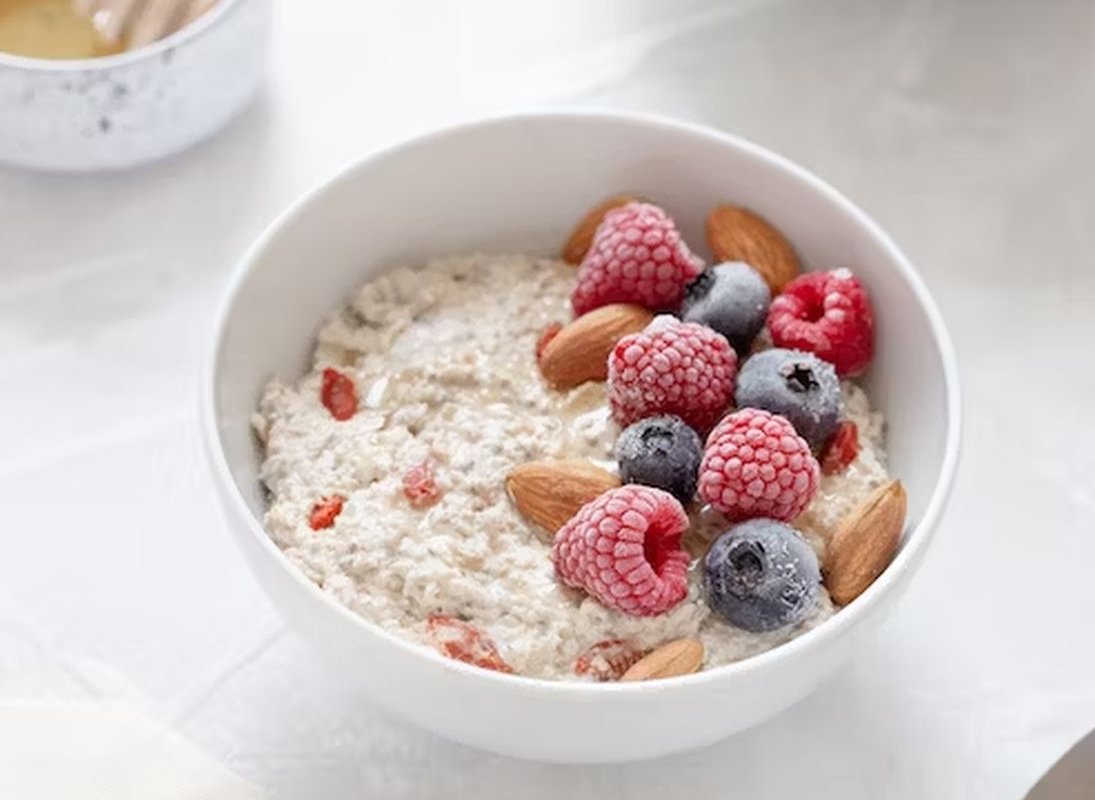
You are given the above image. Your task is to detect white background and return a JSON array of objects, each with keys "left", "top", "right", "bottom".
[{"left": 2, "top": 0, "right": 1094, "bottom": 797}]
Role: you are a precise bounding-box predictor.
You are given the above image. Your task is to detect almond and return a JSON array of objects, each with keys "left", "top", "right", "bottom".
[
  {"left": 620, "top": 638, "right": 704, "bottom": 682},
  {"left": 539, "top": 304, "right": 653, "bottom": 389},
  {"left": 561, "top": 195, "right": 639, "bottom": 264},
  {"left": 505, "top": 460, "right": 620, "bottom": 539},
  {"left": 824, "top": 480, "right": 907, "bottom": 605},
  {"left": 706, "top": 205, "right": 800, "bottom": 292}
]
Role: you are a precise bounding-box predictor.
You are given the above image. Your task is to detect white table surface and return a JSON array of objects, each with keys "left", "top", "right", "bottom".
[{"left": 2, "top": 0, "right": 1094, "bottom": 797}]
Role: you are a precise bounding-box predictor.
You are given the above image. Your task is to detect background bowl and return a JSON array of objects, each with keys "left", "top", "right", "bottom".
[
  {"left": 0, "top": 0, "right": 270, "bottom": 172},
  {"left": 201, "top": 111, "right": 960, "bottom": 763}
]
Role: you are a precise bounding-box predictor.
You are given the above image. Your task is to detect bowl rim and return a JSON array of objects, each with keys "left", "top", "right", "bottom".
[
  {"left": 200, "top": 108, "right": 962, "bottom": 695},
  {"left": 0, "top": 0, "right": 243, "bottom": 72}
]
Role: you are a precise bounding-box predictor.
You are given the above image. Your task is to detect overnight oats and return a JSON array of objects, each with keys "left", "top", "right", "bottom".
[{"left": 253, "top": 198, "right": 906, "bottom": 682}]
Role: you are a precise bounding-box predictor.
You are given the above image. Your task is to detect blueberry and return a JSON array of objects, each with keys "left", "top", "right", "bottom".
[
  {"left": 680, "top": 262, "right": 771, "bottom": 355},
  {"left": 734, "top": 348, "right": 842, "bottom": 450},
  {"left": 615, "top": 415, "right": 702, "bottom": 504},
  {"left": 703, "top": 518, "right": 820, "bottom": 632}
]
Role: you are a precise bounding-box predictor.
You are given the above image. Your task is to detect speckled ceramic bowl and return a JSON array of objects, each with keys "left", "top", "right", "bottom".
[{"left": 0, "top": 0, "right": 271, "bottom": 172}]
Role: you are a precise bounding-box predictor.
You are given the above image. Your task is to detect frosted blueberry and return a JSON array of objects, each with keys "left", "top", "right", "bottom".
[{"left": 704, "top": 518, "right": 820, "bottom": 632}]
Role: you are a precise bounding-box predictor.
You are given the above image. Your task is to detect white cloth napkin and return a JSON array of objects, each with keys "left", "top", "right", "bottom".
[{"left": 0, "top": 702, "right": 262, "bottom": 800}]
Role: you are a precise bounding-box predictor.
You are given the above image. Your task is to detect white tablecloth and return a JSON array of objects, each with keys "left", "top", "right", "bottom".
[{"left": 2, "top": 0, "right": 1093, "bottom": 797}]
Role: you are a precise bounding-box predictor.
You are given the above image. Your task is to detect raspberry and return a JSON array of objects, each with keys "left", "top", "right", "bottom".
[
  {"left": 426, "top": 614, "right": 513, "bottom": 673},
  {"left": 308, "top": 495, "right": 345, "bottom": 530},
  {"left": 767, "top": 268, "right": 874, "bottom": 376},
  {"left": 607, "top": 316, "right": 737, "bottom": 433},
  {"left": 571, "top": 202, "right": 703, "bottom": 315},
  {"left": 820, "top": 420, "right": 860, "bottom": 475},
  {"left": 535, "top": 321, "right": 564, "bottom": 363},
  {"left": 698, "top": 409, "right": 819, "bottom": 522},
  {"left": 574, "top": 639, "right": 649, "bottom": 682},
  {"left": 403, "top": 460, "right": 441, "bottom": 508},
  {"left": 552, "top": 485, "right": 690, "bottom": 617},
  {"left": 320, "top": 367, "right": 358, "bottom": 421}
]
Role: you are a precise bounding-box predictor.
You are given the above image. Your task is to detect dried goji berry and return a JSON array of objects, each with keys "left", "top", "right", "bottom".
[
  {"left": 574, "top": 639, "right": 648, "bottom": 681},
  {"left": 426, "top": 614, "right": 513, "bottom": 673},
  {"left": 320, "top": 367, "right": 358, "bottom": 421},
  {"left": 821, "top": 420, "right": 860, "bottom": 475},
  {"left": 308, "top": 495, "right": 345, "bottom": 530},
  {"left": 402, "top": 460, "right": 441, "bottom": 508}
]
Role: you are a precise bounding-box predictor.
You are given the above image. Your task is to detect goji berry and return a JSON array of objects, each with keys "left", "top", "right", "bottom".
[
  {"left": 821, "top": 420, "right": 860, "bottom": 475},
  {"left": 308, "top": 495, "right": 345, "bottom": 530},
  {"left": 403, "top": 460, "right": 441, "bottom": 508},
  {"left": 426, "top": 614, "right": 513, "bottom": 673},
  {"left": 320, "top": 367, "right": 357, "bottom": 421},
  {"left": 574, "top": 639, "right": 648, "bottom": 681}
]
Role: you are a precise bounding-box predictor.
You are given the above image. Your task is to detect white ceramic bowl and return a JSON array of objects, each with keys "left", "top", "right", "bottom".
[
  {"left": 0, "top": 0, "right": 270, "bottom": 172},
  {"left": 201, "top": 111, "right": 960, "bottom": 763}
]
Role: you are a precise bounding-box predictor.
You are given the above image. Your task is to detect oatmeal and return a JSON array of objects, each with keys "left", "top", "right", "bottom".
[{"left": 254, "top": 252, "right": 890, "bottom": 680}]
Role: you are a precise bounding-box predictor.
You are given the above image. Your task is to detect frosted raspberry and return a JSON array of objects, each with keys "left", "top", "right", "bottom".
[
  {"left": 403, "top": 460, "right": 441, "bottom": 508},
  {"left": 572, "top": 202, "right": 703, "bottom": 315},
  {"left": 308, "top": 495, "right": 344, "bottom": 530},
  {"left": 574, "top": 639, "right": 649, "bottom": 682},
  {"left": 607, "top": 316, "right": 737, "bottom": 433},
  {"left": 426, "top": 614, "right": 513, "bottom": 673},
  {"left": 767, "top": 268, "right": 874, "bottom": 376},
  {"left": 552, "top": 485, "right": 690, "bottom": 617},
  {"left": 821, "top": 420, "right": 860, "bottom": 475},
  {"left": 320, "top": 367, "right": 358, "bottom": 421},
  {"left": 698, "top": 409, "right": 819, "bottom": 522}
]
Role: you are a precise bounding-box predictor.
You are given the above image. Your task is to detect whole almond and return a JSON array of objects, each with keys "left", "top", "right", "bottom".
[
  {"left": 706, "top": 205, "right": 800, "bottom": 292},
  {"left": 506, "top": 460, "right": 620, "bottom": 539},
  {"left": 561, "top": 195, "right": 639, "bottom": 264},
  {"left": 539, "top": 304, "right": 653, "bottom": 389},
  {"left": 824, "top": 480, "right": 907, "bottom": 605},
  {"left": 620, "top": 638, "right": 704, "bottom": 682}
]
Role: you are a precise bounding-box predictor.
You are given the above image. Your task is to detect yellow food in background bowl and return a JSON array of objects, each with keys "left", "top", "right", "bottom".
[
  {"left": 0, "top": 0, "right": 268, "bottom": 172},
  {"left": 0, "top": 0, "right": 120, "bottom": 59}
]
